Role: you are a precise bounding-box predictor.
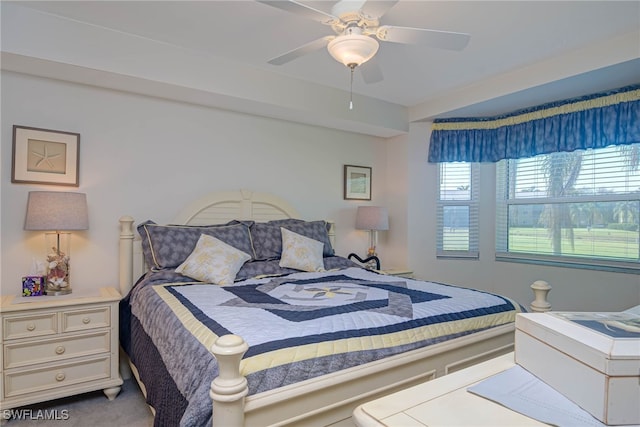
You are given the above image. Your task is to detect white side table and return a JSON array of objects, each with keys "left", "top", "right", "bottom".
[
  {"left": 0, "top": 288, "right": 123, "bottom": 413},
  {"left": 353, "top": 353, "right": 547, "bottom": 426}
]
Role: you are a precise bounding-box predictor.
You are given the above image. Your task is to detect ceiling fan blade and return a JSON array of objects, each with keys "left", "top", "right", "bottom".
[
  {"left": 377, "top": 25, "right": 471, "bottom": 50},
  {"left": 359, "top": 57, "right": 384, "bottom": 84},
  {"left": 361, "top": 0, "right": 399, "bottom": 19},
  {"left": 268, "top": 36, "right": 333, "bottom": 65},
  {"left": 257, "top": 0, "right": 337, "bottom": 24}
]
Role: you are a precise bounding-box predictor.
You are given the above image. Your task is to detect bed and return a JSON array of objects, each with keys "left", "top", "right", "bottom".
[{"left": 118, "top": 189, "right": 550, "bottom": 427}]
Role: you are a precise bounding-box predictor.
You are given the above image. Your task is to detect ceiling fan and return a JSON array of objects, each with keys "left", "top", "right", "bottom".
[{"left": 258, "top": 0, "right": 471, "bottom": 85}]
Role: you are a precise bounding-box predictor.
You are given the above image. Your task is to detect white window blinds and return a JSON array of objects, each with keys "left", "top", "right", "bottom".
[
  {"left": 437, "top": 162, "right": 479, "bottom": 258},
  {"left": 496, "top": 143, "right": 640, "bottom": 271}
]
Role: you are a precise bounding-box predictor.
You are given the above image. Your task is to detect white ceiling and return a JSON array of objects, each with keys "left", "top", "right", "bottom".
[{"left": 3, "top": 1, "right": 640, "bottom": 134}]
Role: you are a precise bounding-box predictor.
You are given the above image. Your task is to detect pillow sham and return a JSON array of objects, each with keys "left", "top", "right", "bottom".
[
  {"left": 235, "top": 256, "right": 358, "bottom": 281},
  {"left": 138, "top": 220, "right": 254, "bottom": 269},
  {"left": 278, "top": 228, "right": 325, "bottom": 272},
  {"left": 251, "top": 219, "right": 334, "bottom": 260},
  {"left": 175, "top": 234, "right": 251, "bottom": 285},
  {"left": 267, "top": 218, "right": 305, "bottom": 226}
]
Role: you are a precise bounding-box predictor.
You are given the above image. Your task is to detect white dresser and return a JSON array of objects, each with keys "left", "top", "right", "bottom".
[{"left": 0, "top": 288, "right": 123, "bottom": 412}]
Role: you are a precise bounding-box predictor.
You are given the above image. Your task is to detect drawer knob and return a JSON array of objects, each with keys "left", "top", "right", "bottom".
[
  {"left": 55, "top": 372, "right": 66, "bottom": 382},
  {"left": 55, "top": 346, "right": 66, "bottom": 355},
  {"left": 26, "top": 323, "right": 36, "bottom": 331},
  {"left": 82, "top": 317, "right": 91, "bottom": 324}
]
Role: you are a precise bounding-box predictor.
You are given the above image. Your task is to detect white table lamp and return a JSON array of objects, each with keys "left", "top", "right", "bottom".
[
  {"left": 24, "top": 191, "right": 89, "bottom": 295},
  {"left": 355, "top": 206, "right": 389, "bottom": 259}
]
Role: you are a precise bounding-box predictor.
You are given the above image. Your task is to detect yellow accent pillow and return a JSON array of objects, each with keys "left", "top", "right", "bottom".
[
  {"left": 176, "top": 234, "right": 251, "bottom": 285},
  {"left": 278, "top": 227, "right": 325, "bottom": 272}
]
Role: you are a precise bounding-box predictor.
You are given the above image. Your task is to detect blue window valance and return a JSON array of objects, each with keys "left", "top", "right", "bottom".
[{"left": 428, "top": 84, "right": 640, "bottom": 163}]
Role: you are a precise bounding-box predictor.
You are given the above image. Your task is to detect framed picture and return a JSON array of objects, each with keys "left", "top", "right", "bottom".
[
  {"left": 344, "top": 165, "right": 371, "bottom": 200},
  {"left": 12, "top": 125, "right": 80, "bottom": 186}
]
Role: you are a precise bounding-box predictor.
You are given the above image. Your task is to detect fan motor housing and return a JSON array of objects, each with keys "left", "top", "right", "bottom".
[{"left": 331, "top": 8, "right": 379, "bottom": 35}]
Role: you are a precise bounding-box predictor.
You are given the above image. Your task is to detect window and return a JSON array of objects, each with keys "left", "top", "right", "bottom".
[
  {"left": 437, "top": 162, "right": 479, "bottom": 258},
  {"left": 496, "top": 143, "right": 640, "bottom": 271}
]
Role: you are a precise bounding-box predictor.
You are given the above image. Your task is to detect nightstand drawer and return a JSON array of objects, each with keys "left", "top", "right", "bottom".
[
  {"left": 3, "top": 312, "right": 58, "bottom": 340},
  {"left": 62, "top": 306, "right": 110, "bottom": 332},
  {"left": 4, "top": 331, "right": 110, "bottom": 369},
  {"left": 4, "top": 356, "right": 111, "bottom": 398}
]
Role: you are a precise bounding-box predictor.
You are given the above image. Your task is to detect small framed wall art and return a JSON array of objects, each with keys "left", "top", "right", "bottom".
[
  {"left": 344, "top": 164, "right": 372, "bottom": 200},
  {"left": 12, "top": 125, "right": 80, "bottom": 186}
]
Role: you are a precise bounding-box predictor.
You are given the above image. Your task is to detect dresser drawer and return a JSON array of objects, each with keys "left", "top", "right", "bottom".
[
  {"left": 62, "top": 306, "right": 110, "bottom": 332},
  {"left": 4, "top": 356, "right": 111, "bottom": 398},
  {"left": 3, "top": 312, "right": 57, "bottom": 340},
  {"left": 4, "top": 331, "right": 110, "bottom": 369}
]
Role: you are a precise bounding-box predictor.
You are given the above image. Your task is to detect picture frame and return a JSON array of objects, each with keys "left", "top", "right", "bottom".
[
  {"left": 344, "top": 165, "right": 372, "bottom": 200},
  {"left": 12, "top": 125, "right": 80, "bottom": 187}
]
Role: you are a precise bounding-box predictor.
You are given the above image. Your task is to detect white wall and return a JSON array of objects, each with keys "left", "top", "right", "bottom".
[
  {"left": 2, "top": 71, "right": 638, "bottom": 311},
  {"left": 402, "top": 122, "right": 639, "bottom": 312},
  {"left": 1, "top": 71, "right": 388, "bottom": 296}
]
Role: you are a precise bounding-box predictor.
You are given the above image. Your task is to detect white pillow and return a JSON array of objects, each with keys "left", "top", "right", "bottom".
[
  {"left": 176, "top": 234, "right": 251, "bottom": 285},
  {"left": 279, "top": 227, "right": 325, "bottom": 272}
]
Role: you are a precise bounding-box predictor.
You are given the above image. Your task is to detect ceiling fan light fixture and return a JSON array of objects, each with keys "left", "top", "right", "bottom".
[{"left": 327, "top": 33, "right": 379, "bottom": 68}]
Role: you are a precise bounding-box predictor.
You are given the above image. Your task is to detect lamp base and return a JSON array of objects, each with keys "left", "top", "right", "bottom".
[
  {"left": 45, "top": 288, "right": 72, "bottom": 296},
  {"left": 45, "top": 232, "right": 72, "bottom": 296},
  {"left": 365, "top": 258, "right": 378, "bottom": 270}
]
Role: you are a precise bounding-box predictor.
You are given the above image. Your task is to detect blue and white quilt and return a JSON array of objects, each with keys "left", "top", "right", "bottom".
[{"left": 124, "top": 266, "right": 522, "bottom": 426}]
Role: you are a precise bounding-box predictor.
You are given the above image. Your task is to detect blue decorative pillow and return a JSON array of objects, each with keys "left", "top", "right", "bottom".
[
  {"left": 138, "top": 220, "right": 255, "bottom": 269},
  {"left": 250, "top": 220, "right": 334, "bottom": 261},
  {"left": 267, "top": 218, "right": 305, "bottom": 226}
]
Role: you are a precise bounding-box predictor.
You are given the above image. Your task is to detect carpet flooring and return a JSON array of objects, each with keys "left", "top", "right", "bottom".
[{"left": 3, "top": 379, "right": 153, "bottom": 426}]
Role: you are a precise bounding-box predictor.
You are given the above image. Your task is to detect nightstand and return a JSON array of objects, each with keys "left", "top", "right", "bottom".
[
  {"left": 378, "top": 268, "right": 413, "bottom": 278},
  {"left": 0, "top": 288, "right": 123, "bottom": 412}
]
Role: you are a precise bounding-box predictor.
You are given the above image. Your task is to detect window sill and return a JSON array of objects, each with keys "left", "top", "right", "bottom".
[
  {"left": 495, "top": 253, "right": 640, "bottom": 274},
  {"left": 436, "top": 251, "right": 479, "bottom": 260}
]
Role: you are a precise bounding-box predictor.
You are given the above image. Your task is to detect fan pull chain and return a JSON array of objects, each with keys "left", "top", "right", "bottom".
[{"left": 349, "top": 65, "right": 355, "bottom": 110}]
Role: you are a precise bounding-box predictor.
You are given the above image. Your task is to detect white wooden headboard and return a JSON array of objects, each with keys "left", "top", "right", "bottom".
[
  {"left": 118, "top": 189, "right": 334, "bottom": 296},
  {"left": 173, "top": 189, "right": 300, "bottom": 224}
]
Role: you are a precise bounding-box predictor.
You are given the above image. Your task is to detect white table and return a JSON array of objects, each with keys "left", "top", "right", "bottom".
[
  {"left": 1, "top": 288, "right": 123, "bottom": 414},
  {"left": 353, "top": 353, "right": 548, "bottom": 426}
]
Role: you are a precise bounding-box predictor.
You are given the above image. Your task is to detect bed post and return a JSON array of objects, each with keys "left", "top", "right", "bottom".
[
  {"left": 119, "top": 216, "right": 135, "bottom": 297},
  {"left": 210, "top": 335, "right": 249, "bottom": 427},
  {"left": 530, "top": 280, "right": 552, "bottom": 312},
  {"left": 327, "top": 221, "right": 336, "bottom": 249}
]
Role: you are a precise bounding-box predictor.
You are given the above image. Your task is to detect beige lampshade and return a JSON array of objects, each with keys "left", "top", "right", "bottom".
[
  {"left": 355, "top": 206, "right": 389, "bottom": 231},
  {"left": 24, "top": 191, "right": 89, "bottom": 231}
]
